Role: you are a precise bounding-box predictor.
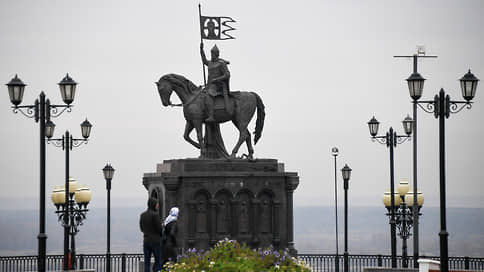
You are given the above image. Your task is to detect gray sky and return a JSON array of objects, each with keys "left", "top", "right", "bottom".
[{"left": 1, "top": 0, "right": 483, "bottom": 211}]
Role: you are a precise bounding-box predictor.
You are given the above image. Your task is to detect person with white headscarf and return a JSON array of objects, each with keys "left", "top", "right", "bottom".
[{"left": 162, "top": 207, "right": 179, "bottom": 267}]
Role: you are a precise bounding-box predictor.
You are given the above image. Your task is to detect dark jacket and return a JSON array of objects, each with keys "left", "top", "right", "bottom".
[
  {"left": 162, "top": 221, "right": 178, "bottom": 264},
  {"left": 139, "top": 198, "right": 163, "bottom": 244}
]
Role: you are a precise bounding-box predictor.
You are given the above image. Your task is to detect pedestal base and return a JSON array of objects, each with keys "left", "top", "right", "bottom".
[{"left": 143, "top": 158, "right": 299, "bottom": 254}]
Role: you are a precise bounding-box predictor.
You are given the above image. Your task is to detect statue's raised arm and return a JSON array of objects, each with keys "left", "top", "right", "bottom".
[{"left": 200, "top": 42, "right": 209, "bottom": 66}]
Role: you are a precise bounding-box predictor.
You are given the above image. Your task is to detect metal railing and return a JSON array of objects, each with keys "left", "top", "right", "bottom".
[
  {"left": 1, "top": 253, "right": 483, "bottom": 272},
  {"left": 298, "top": 254, "right": 484, "bottom": 272}
]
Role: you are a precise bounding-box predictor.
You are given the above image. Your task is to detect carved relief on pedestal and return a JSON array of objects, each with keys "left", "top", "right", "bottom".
[
  {"left": 194, "top": 190, "right": 210, "bottom": 234},
  {"left": 236, "top": 190, "right": 254, "bottom": 240},
  {"left": 215, "top": 190, "right": 232, "bottom": 235},
  {"left": 257, "top": 189, "right": 275, "bottom": 247},
  {"left": 260, "top": 200, "right": 271, "bottom": 233},
  {"left": 258, "top": 190, "right": 274, "bottom": 233},
  {"left": 239, "top": 200, "right": 250, "bottom": 234}
]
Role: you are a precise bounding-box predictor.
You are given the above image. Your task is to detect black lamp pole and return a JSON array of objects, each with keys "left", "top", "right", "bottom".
[
  {"left": 39, "top": 93, "right": 47, "bottom": 272},
  {"left": 401, "top": 199, "right": 409, "bottom": 267},
  {"left": 332, "top": 147, "right": 340, "bottom": 272},
  {"left": 6, "top": 74, "right": 75, "bottom": 272},
  {"left": 107, "top": 181, "right": 111, "bottom": 272},
  {"left": 47, "top": 119, "right": 92, "bottom": 270},
  {"left": 368, "top": 116, "right": 413, "bottom": 268},
  {"left": 341, "top": 164, "right": 352, "bottom": 272},
  {"left": 64, "top": 131, "right": 70, "bottom": 269},
  {"left": 103, "top": 164, "right": 115, "bottom": 272},
  {"left": 387, "top": 127, "right": 398, "bottom": 268},
  {"left": 406, "top": 69, "right": 478, "bottom": 272},
  {"left": 395, "top": 50, "right": 437, "bottom": 268},
  {"left": 411, "top": 98, "right": 419, "bottom": 268}
]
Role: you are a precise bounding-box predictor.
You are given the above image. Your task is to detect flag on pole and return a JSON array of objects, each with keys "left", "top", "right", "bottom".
[
  {"left": 200, "top": 15, "right": 236, "bottom": 40},
  {"left": 198, "top": 5, "right": 236, "bottom": 85}
]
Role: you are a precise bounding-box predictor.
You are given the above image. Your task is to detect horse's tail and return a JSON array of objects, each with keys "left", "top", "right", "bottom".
[{"left": 252, "top": 92, "right": 265, "bottom": 145}]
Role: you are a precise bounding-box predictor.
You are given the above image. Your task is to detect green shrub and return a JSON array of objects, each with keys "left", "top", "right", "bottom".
[{"left": 162, "top": 238, "right": 311, "bottom": 272}]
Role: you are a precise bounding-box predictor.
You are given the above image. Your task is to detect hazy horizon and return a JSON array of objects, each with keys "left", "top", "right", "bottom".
[{"left": 1, "top": 206, "right": 483, "bottom": 257}]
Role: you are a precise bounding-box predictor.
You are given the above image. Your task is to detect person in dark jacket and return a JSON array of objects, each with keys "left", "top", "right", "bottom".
[
  {"left": 139, "top": 198, "right": 163, "bottom": 272},
  {"left": 162, "top": 207, "right": 179, "bottom": 267}
]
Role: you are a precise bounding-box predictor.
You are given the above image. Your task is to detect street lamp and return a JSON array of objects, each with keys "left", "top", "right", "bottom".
[
  {"left": 331, "top": 147, "right": 340, "bottom": 272},
  {"left": 341, "top": 164, "right": 352, "bottom": 272},
  {"left": 395, "top": 51, "right": 438, "bottom": 268},
  {"left": 6, "top": 74, "right": 26, "bottom": 106},
  {"left": 383, "top": 179, "right": 424, "bottom": 268},
  {"left": 406, "top": 72, "right": 426, "bottom": 101},
  {"left": 5, "top": 74, "right": 75, "bottom": 272},
  {"left": 81, "top": 119, "right": 93, "bottom": 139},
  {"left": 103, "top": 163, "right": 115, "bottom": 272},
  {"left": 51, "top": 178, "right": 92, "bottom": 270},
  {"left": 58, "top": 73, "right": 77, "bottom": 105},
  {"left": 367, "top": 115, "right": 413, "bottom": 268},
  {"left": 47, "top": 119, "right": 92, "bottom": 270},
  {"left": 406, "top": 69, "right": 479, "bottom": 272}
]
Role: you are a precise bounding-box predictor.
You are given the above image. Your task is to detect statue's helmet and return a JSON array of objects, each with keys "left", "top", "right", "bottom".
[{"left": 211, "top": 44, "right": 220, "bottom": 54}]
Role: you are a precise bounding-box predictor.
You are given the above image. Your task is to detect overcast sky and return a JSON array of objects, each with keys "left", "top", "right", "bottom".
[{"left": 1, "top": 0, "right": 483, "bottom": 211}]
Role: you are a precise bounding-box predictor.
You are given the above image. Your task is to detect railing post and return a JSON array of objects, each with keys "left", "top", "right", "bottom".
[
  {"left": 465, "top": 256, "right": 470, "bottom": 270},
  {"left": 377, "top": 254, "right": 383, "bottom": 267},
  {"left": 79, "top": 254, "right": 84, "bottom": 269},
  {"left": 122, "top": 253, "right": 127, "bottom": 272},
  {"left": 335, "top": 254, "right": 340, "bottom": 272}
]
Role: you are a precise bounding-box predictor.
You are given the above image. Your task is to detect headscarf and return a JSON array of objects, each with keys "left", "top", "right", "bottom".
[{"left": 164, "top": 207, "right": 179, "bottom": 226}]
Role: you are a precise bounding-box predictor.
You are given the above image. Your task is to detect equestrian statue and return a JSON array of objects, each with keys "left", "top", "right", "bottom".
[{"left": 156, "top": 44, "right": 265, "bottom": 160}]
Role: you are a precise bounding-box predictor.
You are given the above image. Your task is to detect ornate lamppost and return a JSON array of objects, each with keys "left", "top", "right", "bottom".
[
  {"left": 405, "top": 69, "right": 479, "bottom": 272},
  {"left": 383, "top": 179, "right": 424, "bottom": 268},
  {"left": 394, "top": 50, "right": 437, "bottom": 268},
  {"left": 331, "top": 147, "right": 340, "bottom": 272},
  {"left": 47, "top": 119, "right": 92, "bottom": 270},
  {"left": 5, "top": 74, "right": 77, "bottom": 272},
  {"left": 103, "top": 164, "right": 115, "bottom": 272},
  {"left": 51, "top": 178, "right": 91, "bottom": 270},
  {"left": 367, "top": 115, "right": 413, "bottom": 268},
  {"left": 341, "top": 164, "right": 352, "bottom": 272}
]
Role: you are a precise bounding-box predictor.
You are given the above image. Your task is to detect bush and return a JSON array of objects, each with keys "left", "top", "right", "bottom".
[{"left": 162, "top": 238, "right": 311, "bottom": 272}]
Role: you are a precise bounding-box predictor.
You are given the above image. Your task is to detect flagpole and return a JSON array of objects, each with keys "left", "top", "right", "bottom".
[{"left": 198, "top": 3, "right": 207, "bottom": 86}]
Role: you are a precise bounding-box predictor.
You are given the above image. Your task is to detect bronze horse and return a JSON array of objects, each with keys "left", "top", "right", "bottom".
[{"left": 156, "top": 74, "right": 265, "bottom": 159}]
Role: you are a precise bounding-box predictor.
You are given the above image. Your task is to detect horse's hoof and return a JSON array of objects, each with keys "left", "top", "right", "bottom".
[{"left": 230, "top": 153, "right": 237, "bottom": 159}]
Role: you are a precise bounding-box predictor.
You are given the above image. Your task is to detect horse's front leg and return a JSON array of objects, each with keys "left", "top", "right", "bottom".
[
  {"left": 183, "top": 121, "right": 200, "bottom": 149},
  {"left": 193, "top": 120, "right": 206, "bottom": 158}
]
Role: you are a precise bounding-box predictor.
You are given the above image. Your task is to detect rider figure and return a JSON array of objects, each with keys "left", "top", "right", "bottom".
[{"left": 200, "top": 42, "right": 231, "bottom": 123}]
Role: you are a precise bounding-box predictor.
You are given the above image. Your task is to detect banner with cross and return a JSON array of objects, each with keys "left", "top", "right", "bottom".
[
  {"left": 197, "top": 5, "right": 236, "bottom": 85},
  {"left": 199, "top": 16, "right": 236, "bottom": 40}
]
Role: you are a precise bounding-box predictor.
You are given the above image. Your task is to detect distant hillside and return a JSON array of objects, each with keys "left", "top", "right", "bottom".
[{"left": 1, "top": 206, "right": 483, "bottom": 257}]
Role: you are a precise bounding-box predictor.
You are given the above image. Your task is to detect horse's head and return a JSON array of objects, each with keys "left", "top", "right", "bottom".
[
  {"left": 156, "top": 74, "right": 198, "bottom": 107},
  {"left": 155, "top": 77, "right": 173, "bottom": 107}
]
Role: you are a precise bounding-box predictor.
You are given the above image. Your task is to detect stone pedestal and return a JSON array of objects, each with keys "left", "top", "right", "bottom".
[{"left": 142, "top": 158, "right": 299, "bottom": 254}]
